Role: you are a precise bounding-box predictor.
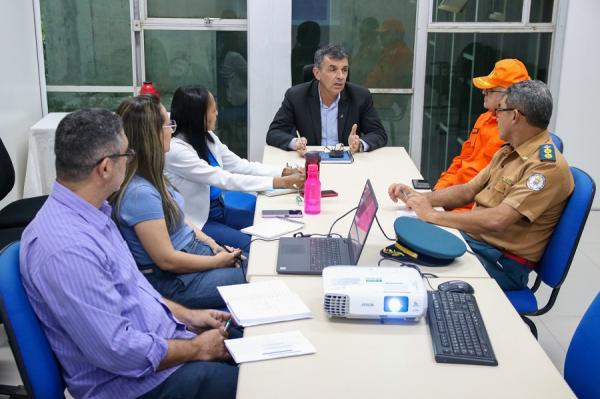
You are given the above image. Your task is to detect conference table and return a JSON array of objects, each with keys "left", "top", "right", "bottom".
[
  {"left": 237, "top": 145, "right": 574, "bottom": 398},
  {"left": 247, "top": 146, "right": 488, "bottom": 279}
]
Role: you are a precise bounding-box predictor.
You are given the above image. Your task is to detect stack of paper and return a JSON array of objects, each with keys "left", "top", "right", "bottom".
[
  {"left": 241, "top": 218, "right": 304, "bottom": 239},
  {"left": 217, "top": 279, "right": 313, "bottom": 326},
  {"left": 225, "top": 331, "right": 316, "bottom": 363}
]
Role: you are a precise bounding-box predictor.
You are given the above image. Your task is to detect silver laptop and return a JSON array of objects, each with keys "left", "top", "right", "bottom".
[{"left": 276, "top": 179, "right": 379, "bottom": 275}]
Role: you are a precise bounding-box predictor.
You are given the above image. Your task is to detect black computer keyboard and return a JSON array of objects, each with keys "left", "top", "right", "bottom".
[
  {"left": 309, "top": 238, "right": 344, "bottom": 270},
  {"left": 426, "top": 290, "right": 498, "bottom": 366}
]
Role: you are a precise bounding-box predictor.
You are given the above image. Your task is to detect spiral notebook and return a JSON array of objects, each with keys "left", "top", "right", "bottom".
[{"left": 319, "top": 150, "right": 353, "bottom": 164}]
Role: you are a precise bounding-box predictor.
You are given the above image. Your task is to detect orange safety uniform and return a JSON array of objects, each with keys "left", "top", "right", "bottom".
[{"left": 434, "top": 111, "right": 504, "bottom": 211}]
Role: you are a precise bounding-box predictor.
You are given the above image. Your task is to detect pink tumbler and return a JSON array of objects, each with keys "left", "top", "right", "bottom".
[{"left": 304, "top": 164, "right": 321, "bottom": 215}]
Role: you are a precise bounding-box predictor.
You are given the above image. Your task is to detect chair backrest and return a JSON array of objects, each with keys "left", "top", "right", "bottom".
[
  {"left": 537, "top": 167, "right": 595, "bottom": 288},
  {"left": 0, "top": 242, "right": 65, "bottom": 398},
  {"left": 0, "top": 137, "right": 16, "bottom": 201},
  {"left": 564, "top": 292, "right": 600, "bottom": 399},
  {"left": 549, "top": 132, "right": 564, "bottom": 153}
]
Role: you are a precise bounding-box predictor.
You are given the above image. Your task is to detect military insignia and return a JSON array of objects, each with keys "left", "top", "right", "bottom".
[
  {"left": 538, "top": 144, "right": 556, "bottom": 162},
  {"left": 527, "top": 173, "right": 546, "bottom": 191}
]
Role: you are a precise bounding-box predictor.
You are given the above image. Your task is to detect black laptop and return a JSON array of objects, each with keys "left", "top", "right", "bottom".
[{"left": 276, "top": 179, "right": 379, "bottom": 275}]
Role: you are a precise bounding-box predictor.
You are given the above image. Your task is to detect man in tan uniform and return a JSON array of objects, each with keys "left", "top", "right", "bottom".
[{"left": 388, "top": 80, "right": 573, "bottom": 290}]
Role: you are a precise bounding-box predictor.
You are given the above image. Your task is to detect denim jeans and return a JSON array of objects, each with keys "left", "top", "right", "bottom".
[
  {"left": 205, "top": 197, "right": 252, "bottom": 250},
  {"left": 461, "top": 231, "right": 531, "bottom": 290},
  {"left": 138, "top": 360, "right": 238, "bottom": 399},
  {"left": 144, "top": 237, "right": 247, "bottom": 309}
]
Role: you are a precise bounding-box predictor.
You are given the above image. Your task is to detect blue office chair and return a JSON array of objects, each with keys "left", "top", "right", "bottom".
[
  {"left": 564, "top": 292, "right": 600, "bottom": 399},
  {"left": 549, "top": 132, "right": 564, "bottom": 153},
  {"left": 504, "top": 167, "right": 595, "bottom": 337},
  {"left": 223, "top": 191, "right": 256, "bottom": 230},
  {"left": 0, "top": 242, "right": 65, "bottom": 398}
]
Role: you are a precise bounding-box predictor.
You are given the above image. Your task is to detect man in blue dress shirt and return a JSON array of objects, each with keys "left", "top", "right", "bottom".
[{"left": 19, "top": 109, "right": 237, "bottom": 399}]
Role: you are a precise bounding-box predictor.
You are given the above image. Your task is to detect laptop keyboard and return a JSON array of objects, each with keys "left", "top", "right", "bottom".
[{"left": 309, "top": 238, "right": 344, "bottom": 270}]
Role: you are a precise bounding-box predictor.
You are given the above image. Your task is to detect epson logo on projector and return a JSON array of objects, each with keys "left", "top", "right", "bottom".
[{"left": 361, "top": 303, "right": 374, "bottom": 307}]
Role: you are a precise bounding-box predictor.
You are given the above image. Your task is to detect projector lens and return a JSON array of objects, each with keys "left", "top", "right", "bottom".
[{"left": 384, "top": 296, "right": 408, "bottom": 312}]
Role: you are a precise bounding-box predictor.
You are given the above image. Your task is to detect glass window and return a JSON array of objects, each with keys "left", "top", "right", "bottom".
[
  {"left": 145, "top": 30, "right": 248, "bottom": 157},
  {"left": 146, "top": 0, "right": 246, "bottom": 19},
  {"left": 421, "top": 32, "right": 552, "bottom": 183},
  {"left": 530, "top": 0, "right": 554, "bottom": 23},
  {"left": 373, "top": 94, "right": 411, "bottom": 148},
  {"left": 292, "top": 0, "right": 417, "bottom": 149},
  {"left": 433, "top": 0, "right": 524, "bottom": 23},
  {"left": 41, "top": 0, "right": 132, "bottom": 86},
  {"left": 47, "top": 92, "right": 131, "bottom": 112}
]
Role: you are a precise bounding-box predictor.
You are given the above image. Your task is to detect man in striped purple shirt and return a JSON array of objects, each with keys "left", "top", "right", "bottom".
[{"left": 19, "top": 109, "right": 237, "bottom": 399}]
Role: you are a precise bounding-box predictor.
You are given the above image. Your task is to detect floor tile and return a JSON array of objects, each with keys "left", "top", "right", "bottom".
[{"left": 535, "top": 320, "right": 566, "bottom": 374}]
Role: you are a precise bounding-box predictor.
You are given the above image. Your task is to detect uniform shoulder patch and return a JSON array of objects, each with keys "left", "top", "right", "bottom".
[
  {"left": 527, "top": 173, "right": 546, "bottom": 191},
  {"left": 539, "top": 144, "right": 556, "bottom": 162}
]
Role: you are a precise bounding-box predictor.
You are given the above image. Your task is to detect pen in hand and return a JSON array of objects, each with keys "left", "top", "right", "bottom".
[{"left": 223, "top": 319, "right": 231, "bottom": 335}]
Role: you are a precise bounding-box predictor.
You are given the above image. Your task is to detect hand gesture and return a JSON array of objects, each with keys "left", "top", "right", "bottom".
[
  {"left": 388, "top": 183, "right": 415, "bottom": 204},
  {"left": 213, "top": 248, "right": 242, "bottom": 268},
  {"left": 275, "top": 173, "right": 306, "bottom": 189},
  {"left": 347, "top": 124, "right": 361, "bottom": 153},
  {"left": 185, "top": 309, "right": 231, "bottom": 334},
  {"left": 190, "top": 329, "right": 231, "bottom": 361},
  {"left": 295, "top": 137, "right": 308, "bottom": 157}
]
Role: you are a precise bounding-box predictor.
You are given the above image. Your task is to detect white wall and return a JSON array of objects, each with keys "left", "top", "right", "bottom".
[
  {"left": 0, "top": 0, "right": 44, "bottom": 207},
  {"left": 247, "top": 0, "right": 291, "bottom": 162},
  {"left": 554, "top": 0, "right": 600, "bottom": 209}
]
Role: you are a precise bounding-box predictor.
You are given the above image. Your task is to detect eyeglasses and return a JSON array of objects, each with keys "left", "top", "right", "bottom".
[
  {"left": 495, "top": 107, "right": 526, "bottom": 117},
  {"left": 94, "top": 148, "right": 136, "bottom": 166},
  {"left": 324, "top": 143, "right": 344, "bottom": 152},
  {"left": 164, "top": 120, "right": 177, "bottom": 132}
]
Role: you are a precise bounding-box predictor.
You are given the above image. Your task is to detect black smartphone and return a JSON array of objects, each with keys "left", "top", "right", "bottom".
[
  {"left": 411, "top": 179, "right": 431, "bottom": 190},
  {"left": 261, "top": 209, "right": 304, "bottom": 218},
  {"left": 299, "top": 190, "right": 338, "bottom": 198}
]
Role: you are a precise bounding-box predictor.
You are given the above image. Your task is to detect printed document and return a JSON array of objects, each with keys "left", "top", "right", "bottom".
[{"left": 225, "top": 331, "right": 316, "bottom": 363}]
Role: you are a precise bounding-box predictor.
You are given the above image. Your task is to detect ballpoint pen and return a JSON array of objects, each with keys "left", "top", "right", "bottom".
[
  {"left": 276, "top": 216, "right": 305, "bottom": 226},
  {"left": 223, "top": 319, "right": 231, "bottom": 334}
]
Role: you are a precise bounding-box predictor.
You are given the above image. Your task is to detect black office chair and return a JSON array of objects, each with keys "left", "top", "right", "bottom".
[
  {"left": 0, "top": 138, "right": 47, "bottom": 250},
  {"left": 302, "top": 63, "right": 350, "bottom": 83}
]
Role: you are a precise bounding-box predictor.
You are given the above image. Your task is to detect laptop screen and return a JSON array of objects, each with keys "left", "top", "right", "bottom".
[{"left": 347, "top": 179, "right": 379, "bottom": 264}]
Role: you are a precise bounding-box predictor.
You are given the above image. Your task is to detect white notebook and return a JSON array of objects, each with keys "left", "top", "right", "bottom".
[
  {"left": 225, "top": 331, "right": 316, "bottom": 363},
  {"left": 241, "top": 218, "right": 304, "bottom": 239},
  {"left": 260, "top": 188, "right": 296, "bottom": 197},
  {"left": 217, "top": 280, "right": 313, "bottom": 327}
]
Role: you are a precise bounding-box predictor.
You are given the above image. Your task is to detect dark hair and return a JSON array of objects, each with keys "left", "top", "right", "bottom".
[
  {"left": 170, "top": 85, "right": 215, "bottom": 163},
  {"left": 506, "top": 80, "right": 553, "bottom": 129},
  {"left": 55, "top": 108, "right": 122, "bottom": 182},
  {"left": 314, "top": 44, "right": 348, "bottom": 69}
]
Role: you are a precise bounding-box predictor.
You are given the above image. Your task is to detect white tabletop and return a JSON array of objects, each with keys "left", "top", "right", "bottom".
[
  {"left": 24, "top": 112, "right": 69, "bottom": 197},
  {"left": 236, "top": 276, "right": 574, "bottom": 399},
  {"left": 248, "top": 146, "right": 488, "bottom": 279}
]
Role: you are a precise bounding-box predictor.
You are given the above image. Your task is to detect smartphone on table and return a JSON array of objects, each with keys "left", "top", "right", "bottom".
[
  {"left": 411, "top": 179, "right": 431, "bottom": 190},
  {"left": 299, "top": 190, "right": 338, "bottom": 198},
  {"left": 261, "top": 209, "right": 304, "bottom": 218}
]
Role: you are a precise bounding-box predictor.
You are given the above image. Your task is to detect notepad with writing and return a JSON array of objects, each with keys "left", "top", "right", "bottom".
[
  {"left": 319, "top": 150, "right": 353, "bottom": 164},
  {"left": 217, "top": 280, "right": 313, "bottom": 327},
  {"left": 241, "top": 218, "right": 304, "bottom": 239},
  {"left": 225, "top": 331, "right": 316, "bottom": 363}
]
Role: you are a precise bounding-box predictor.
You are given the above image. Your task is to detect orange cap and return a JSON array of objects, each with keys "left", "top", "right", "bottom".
[
  {"left": 376, "top": 18, "right": 405, "bottom": 33},
  {"left": 472, "top": 59, "right": 530, "bottom": 89}
]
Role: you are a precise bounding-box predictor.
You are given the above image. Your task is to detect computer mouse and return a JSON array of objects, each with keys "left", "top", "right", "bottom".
[{"left": 437, "top": 280, "right": 475, "bottom": 294}]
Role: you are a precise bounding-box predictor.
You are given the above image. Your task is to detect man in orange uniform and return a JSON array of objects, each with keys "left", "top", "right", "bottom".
[{"left": 434, "top": 59, "right": 530, "bottom": 211}]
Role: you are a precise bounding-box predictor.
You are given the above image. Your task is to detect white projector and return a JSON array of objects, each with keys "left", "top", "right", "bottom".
[{"left": 322, "top": 266, "right": 428, "bottom": 321}]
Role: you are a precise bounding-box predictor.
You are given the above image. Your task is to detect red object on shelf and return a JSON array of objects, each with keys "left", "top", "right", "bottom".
[{"left": 140, "top": 81, "right": 160, "bottom": 99}]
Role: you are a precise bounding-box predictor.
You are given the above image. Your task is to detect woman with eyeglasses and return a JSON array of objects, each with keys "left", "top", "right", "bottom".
[
  {"left": 165, "top": 85, "right": 305, "bottom": 250},
  {"left": 111, "top": 94, "right": 246, "bottom": 309}
]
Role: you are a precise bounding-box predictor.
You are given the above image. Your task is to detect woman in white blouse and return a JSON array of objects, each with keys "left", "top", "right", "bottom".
[{"left": 166, "top": 85, "right": 304, "bottom": 249}]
